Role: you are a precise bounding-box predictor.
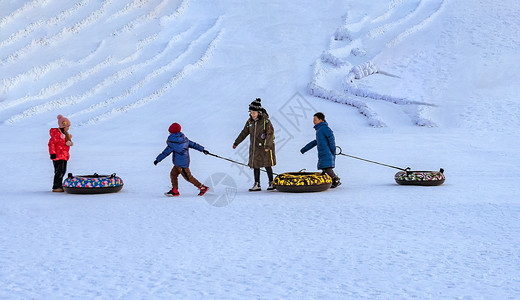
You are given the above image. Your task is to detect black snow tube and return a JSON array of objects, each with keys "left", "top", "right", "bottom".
[
  {"left": 63, "top": 173, "right": 124, "bottom": 194},
  {"left": 273, "top": 172, "right": 332, "bottom": 193},
  {"left": 394, "top": 169, "right": 445, "bottom": 186}
]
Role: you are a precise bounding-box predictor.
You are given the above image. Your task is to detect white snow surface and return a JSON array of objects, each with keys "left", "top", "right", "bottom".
[{"left": 1, "top": 0, "right": 520, "bottom": 298}]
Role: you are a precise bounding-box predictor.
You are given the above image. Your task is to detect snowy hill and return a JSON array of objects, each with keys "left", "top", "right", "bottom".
[{"left": 1, "top": 0, "right": 520, "bottom": 298}]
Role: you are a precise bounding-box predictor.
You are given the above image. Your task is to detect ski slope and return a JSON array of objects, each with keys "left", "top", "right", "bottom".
[{"left": 1, "top": 0, "right": 520, "bottom": 298}]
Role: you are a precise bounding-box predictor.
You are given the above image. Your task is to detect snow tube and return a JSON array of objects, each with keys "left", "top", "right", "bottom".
[
  {"left": 394, "top": 169, "right": 445, "bottom": 186},
  {"left": 63, "top": 173, "right": 124, "bottom": 194},
  {"left": 273, "top": 172, "right": 332, "bottom": 193}
]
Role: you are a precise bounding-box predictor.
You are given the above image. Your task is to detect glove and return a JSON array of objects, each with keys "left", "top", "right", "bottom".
[
  {"left": 203, "top": 150, "right": 209, "bottom": 155},
  {"left": 50, "top": 154, "right": 56, "bottom": 160},
  {"left": 153, "top": 160, "right": 159, "bottom": 165},
  {"left": 233, "top": 144, "right": 237, "bottom": 149}
]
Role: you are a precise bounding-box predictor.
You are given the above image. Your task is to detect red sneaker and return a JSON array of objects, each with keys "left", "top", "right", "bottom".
[
  {"left": 165, "top": 188, "right": 180, "bottom": 197},
  {"left": 198, "top": 185, "right": 209, "bottom": 196}
]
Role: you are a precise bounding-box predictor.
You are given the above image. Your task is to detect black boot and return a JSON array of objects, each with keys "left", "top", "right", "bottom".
[{"left": 331, "top": 177, "right": 341, "bottom": 188}]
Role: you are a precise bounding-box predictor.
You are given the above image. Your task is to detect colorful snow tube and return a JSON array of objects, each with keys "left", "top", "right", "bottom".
[
  {"left": 394, "top": 168, "right": 445, "bottom": 186},
  {"left": 63, "top": 173, "right": 124, "bottom": 194},
  {"left": 273, "top": 172, "right": 332, "bottom": 192}
]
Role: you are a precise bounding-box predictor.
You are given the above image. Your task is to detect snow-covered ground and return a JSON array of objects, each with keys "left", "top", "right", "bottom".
[{"left": 1, "top": 0, "right": 519, "bottom": 298}]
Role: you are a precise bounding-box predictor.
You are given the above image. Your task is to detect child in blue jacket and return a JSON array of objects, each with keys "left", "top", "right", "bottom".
[
  {"left": 300, "top": 112, "right": 341, "bottom": 188},
  {"left": 154, "top": 123, "right": 209, "bottom": 197}
]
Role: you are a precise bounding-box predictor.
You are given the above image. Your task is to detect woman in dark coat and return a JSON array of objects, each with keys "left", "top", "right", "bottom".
[{"left": 233, "top": 98, "right": 276, "bottom": 191}]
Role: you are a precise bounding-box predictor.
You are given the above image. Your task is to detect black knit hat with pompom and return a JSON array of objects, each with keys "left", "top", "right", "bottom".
[{"left": 249, "top": 98, "right": 262, "bottom": 112}]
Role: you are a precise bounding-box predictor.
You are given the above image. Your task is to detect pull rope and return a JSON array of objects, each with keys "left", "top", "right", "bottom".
[
  {"left": 335, "top": 146, "right": 411, "bottom": 173},
  {"left": 206, "top": 152, "right": 279, "bottom": 176}
]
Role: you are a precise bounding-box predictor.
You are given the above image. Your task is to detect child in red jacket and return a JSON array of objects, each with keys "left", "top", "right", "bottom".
[{"left": 48, "top": 115, "right": 73, "bottom": 192}]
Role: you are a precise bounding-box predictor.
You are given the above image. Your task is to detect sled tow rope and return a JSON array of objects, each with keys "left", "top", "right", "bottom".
[
  {"left": 206, "top": 152, "right": 279, "bottom": 176},
  {"left": 336, "top": 146, "right": 411, "bottom": 173}
]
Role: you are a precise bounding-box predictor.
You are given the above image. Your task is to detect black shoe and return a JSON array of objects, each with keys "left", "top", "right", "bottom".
[
  {"left": 331, "top": 178, "right": 341, "bottom": 188},
  {"left": 249, "top": 182, "right": 261, "bottom": 191},
  {"left": 267, "top": 181, "right": 275, "bottom": 191}
]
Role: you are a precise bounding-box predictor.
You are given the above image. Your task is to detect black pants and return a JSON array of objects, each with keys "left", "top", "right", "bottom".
[
  {"left": 53, "top": 160, "right": 67, "bottom": 189},
  {"left": 323, "top": 167, "right": 339, "bottom": 181},
  {"left": 254, "top": 167, "right": 274, "bottom": 183}
]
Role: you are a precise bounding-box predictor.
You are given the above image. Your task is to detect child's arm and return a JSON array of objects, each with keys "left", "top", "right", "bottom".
[
  {"left": 300, "top": 140, "right": 317, "bottom": 154},
  {"left": 188, "top": 140, "right": 205, "bottom": 152},
  {"left": 155, "top": 142, "right": 174, "bottom": 163},
  {"left": 48, "top": 132, "right": 57, "bottom": 159}
]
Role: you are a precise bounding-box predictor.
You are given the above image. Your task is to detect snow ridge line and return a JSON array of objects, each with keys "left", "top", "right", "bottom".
[
  {"left": 368, "top": 0, "right": 421, "bottom": 39},
  {"left": 0, "top": 59, "right": 67, "bottom": 98},
  {"left": 309, "top": 1, "right": 444, "bottom": 126},
  {"left": 108, "top": 0, "right": 151, "bottom": 21},
  {"left": 0, "top": 0, "right": 50, "bottom": 28},
  {"left": 161, "top": 0, "right": 190, "bottom": 23},
  {"left": 1, "top": 57, "right": 113, "bottom": 112},
  {"left": 371, "top": 0, "right": 406, "bottom": 24},
  {"left": 308, "top": 82, "right": 385, "bottom": 128},
  {"left": 1, "top": 0, "right": 114, "bottom": 65},
  {"left": 0, "top": 19, "right": 46, "bottom": 49},
  {"left": 1, "top": 39, "right": 103, "bottom": 100},
  {"left": 309, "top": 59, "right": 385, "bottom": 127},
  {"left": 344, "top": 62, "right": 436, "bottom": 108},
  {"left": 137, "top": 34, "right": 158, "bottom": 51},
  {"left": 343, "top": 61, "right": 409, "bottom": 104},
  {"left": 81, "top": 25, "right": 224, "bottom": 126},
  {"left": 149, "top": 0, "right": 176, "bottom": 20},
  {"left": 320, "top": 51, "right": 346, "bottom": 67},
  {"left": 4, "top": 26, "right": 195, "bottom": 124},
  {"left": 47, "top": 0, "right": 91, "bottom": 26},
  {"left": 68, "top": 24, "right": 206, "bottom": 119},
  {"left": 388, "top": 0, "right": 447, "bottom": 47},
  {"left": 341, "top": 62, "right": 437, "bottom": 126},
  {"left": 112, "top": 0, "right": 185, "bottom": 36},
  {"left": 0, "top": 0, "right": 90, "bottom": 49}
]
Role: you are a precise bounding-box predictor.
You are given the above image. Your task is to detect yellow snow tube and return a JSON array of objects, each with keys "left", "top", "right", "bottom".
[{"left": 273, "top": 172, "right": 332, "bottom": 193}]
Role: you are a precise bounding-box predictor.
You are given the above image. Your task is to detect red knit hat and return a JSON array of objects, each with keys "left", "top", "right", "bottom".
[{"left": 168, "top": 123, "right": 181, "bottom": 133}]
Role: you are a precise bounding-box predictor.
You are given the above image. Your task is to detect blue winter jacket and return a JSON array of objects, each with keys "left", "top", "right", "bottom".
[
  {"left": 156, "top": 132, "right": 204, "bottom": 168},
  {"left": 300, "top": 121, "right": 336, "bottom": 169}
]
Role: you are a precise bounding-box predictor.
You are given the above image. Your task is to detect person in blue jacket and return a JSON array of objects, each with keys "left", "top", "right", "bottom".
[
  {"left": 300, "top": 112, "right": 341, "bottom": 188},
  {"left": 154, "top": 122, "right": 210, "bottom": 197}
]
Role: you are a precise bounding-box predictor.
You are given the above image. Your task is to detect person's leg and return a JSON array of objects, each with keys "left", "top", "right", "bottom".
[
  {"left": 323, "top": 167, "right": 337, "bottom": 180},
  {"left": 52, "top": 160, "right": 67, "bottom": 190},
  {"left": 249, "top": 168, "right": 261, "bottom": 191},
  {"left": 180, "top": 168, "right": 202, "bottom": 188},
  {"left": 265, "top": 167, "right": 275, "bottom": 190},
  {"left": 170, "top": 166, "right": 181, "bottom": 190},
  {"left": 254, "top": 168, "right": 260, "bottom": 183},
  {"left": 323, "top": 167, "right": 341, "bottom": 188},
  {"left": 265, "top": 167, "right": 274, "bottom": 183}
]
